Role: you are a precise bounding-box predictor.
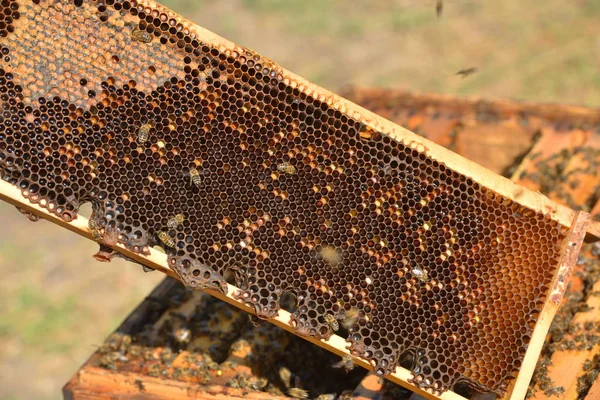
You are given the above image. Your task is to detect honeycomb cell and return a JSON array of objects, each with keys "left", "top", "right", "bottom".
[{"left": 0, "top": 0, "right": 569, "bottom": 397}]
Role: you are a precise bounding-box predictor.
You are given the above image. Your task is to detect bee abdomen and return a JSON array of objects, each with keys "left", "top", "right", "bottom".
[
  {"left": 131, "top": 27, "right": 153, "bottom": 43},
  {"left": 158, "top": 231, "right": 175, "bottom": 247}
]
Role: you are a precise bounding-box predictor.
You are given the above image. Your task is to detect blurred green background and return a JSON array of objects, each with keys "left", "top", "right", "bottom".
[{"left": 1, "top": 0, "right": 599, "bottom": 399}]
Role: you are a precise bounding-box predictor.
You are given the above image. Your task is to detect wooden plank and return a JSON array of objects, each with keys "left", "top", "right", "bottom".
[
  {"left": 585, "top": 374, "right": 600, "bottom": 400},
  {"left": 530, "top": 278, "right": 600, "bottom": 400},
  {"left": 510, "top": 128, "right": 588, "bottom": 195},
  {"left": 558, "top": 133, "right": 600, "bottom": 211},
  {"left": 64, "top": 365, "right": 292, "bottom": 400},
  {"left": 455, "top": 123, "right": 536, "bottom": 176}
]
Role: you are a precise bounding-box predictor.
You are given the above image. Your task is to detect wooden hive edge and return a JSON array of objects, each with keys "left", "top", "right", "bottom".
[{"left": 340, "top": 87, "right": 600, "bottom": 124}]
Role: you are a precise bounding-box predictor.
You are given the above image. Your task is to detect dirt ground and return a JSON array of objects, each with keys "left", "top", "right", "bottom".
[{"left": 1, "top": 1, "right": 599, "bottom": 399}]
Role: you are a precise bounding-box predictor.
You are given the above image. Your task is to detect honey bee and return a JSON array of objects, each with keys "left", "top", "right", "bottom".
[
  {"left": 341, "top": 307, "right": 359, "bottom": 331},
  {"left": 316, "top": 395, "right": 337, "bottom": 400},
  {"left": 320, "top": 246, "right": 342, "bottom": 266},
  {"left": 288, "top": 388, "right": 309, "bottom": 399},
  {"left": 250, "top": 377, "right": 268, "bottom": 391},
  {"left": 173, "top": 328, "right": 192, "bottom": 344},
  {"left": 277, "top": 162, "right": 297, "bottom": 175},
  {"left": 141, "top": 265, "right": 155, "bottom": 273},
  {"left": 332, "top": 355, "right": 355, "bottom": 372},
  {"left": 436, "top": 0, "right": 443, "bottom": 18},
  {"left": 324, "top": 313, "right": 339, "bottom": 331},
  {"left": 158, "top": 231, "right": 175, "bottom": 247},
  {"left": 88, "top": 219, "right": 102, "bottom": 240},
  {"left": 412, "top": 266, "right": 429, "bottom": 283},
  {"left": 456, "top": 67, "right": 477, "bottom": 78},
  {"left": 167, "top": 214, "right": 185, "bottom": 229},
  {"left": 131, "top": 27, "right": 153, "bottom": 43},
  {"left": 137, "top": 123, "right": 152, "bottom": 144},
  {"left": 358, "top": 123, "right": 376, "bottom": 141},
  {"left": 189, "top": 168, "right": 202, "bottom": 187}
]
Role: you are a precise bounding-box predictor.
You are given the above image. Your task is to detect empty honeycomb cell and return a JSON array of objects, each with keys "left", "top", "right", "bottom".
[{"left": 0, "top": 0, "right": 572, "bottom": 396}]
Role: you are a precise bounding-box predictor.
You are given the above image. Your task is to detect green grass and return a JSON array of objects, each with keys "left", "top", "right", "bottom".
[
  {"left": 389, "top": 8, "right": 437, "bottom": 32},
  {"left": 0, "top": 286, "right": 79, "bottom": 354}
]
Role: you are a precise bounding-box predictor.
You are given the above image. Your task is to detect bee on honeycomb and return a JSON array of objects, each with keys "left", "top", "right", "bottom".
[
  {"left": 158, "top": 231, "right": 175, "bottom": 248},
  {"left": 167, "top": 214, "right": 185, "bottom": 229},
  {"left": 324, "top": 313, "right": 339, "bottom": 331},
  {"left": 189, "top": 168, "right": 202, "bottom": 187},
  {"left": 277, "top": 162, "right": 297, "bottom": 175},
  {"left": 137, "top": 123, "right": 152, "bottom": 144},
  {"left": 131, "top": 27, "right": 152, "bottom": 43}
]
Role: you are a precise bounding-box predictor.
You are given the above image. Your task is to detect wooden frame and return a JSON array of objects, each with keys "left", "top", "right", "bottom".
[{"left": 1, "top": 0, "right": 598, "bottom": 398}]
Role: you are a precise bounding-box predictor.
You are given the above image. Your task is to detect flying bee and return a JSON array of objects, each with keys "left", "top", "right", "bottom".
[
  {"left": 324, "top": 313, "right": 339, "bottom": 331},
  {"left": 158, "top": 231, "right": 175, "bottom": 248},
  {"left": 277, "top": 162, "right": 297, "bottom": 175},
  {"left": 288, "top": 388, "right": 309, "bottom": 399},
  {"left": 456, "top": 67, "right": 477, "bottom": 78},
  {"left": 88, "top": 219, "right": 102, "bottom": 240},
  {"left": 137, "top": 123, "right": 152, "bottom": 144},
  {"left": 131, "top": 27, "right": 153, "bottom": 43},
  {"left": 436, "top": 0, "right": 443, "bottom": 18},
  {"left": 332, "top": 355, "right": 355, "bottom": 372},
  {"left": 321, "top": 246, "right": 342, "bottom": 266},
  {"left": 341, "top": 307, "right": 359, "bottom": 331},
  {"left": 167, "top": 214, "right": 185, "bottom": 229},
  {"left": 189, "top": 168, "right": 202, "bottom": 187},
  {"left": 412, "top": 266, "right": 429, "bottom": 283}
]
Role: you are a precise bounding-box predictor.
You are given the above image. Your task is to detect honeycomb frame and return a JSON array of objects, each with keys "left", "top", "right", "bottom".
[
  {"left": 0, "top": 1, "right": 598, "bottom": 399},
  {"left": 0, "top": 180, "right": 591, "bottom": 400}
]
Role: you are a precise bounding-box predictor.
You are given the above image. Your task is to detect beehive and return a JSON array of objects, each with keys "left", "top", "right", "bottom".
[
  {"left": 64, "top": 276, "right": 392, "bottom": 400},
  {"left": 0, "top": 1, "right": 596, "bottom": 399}
]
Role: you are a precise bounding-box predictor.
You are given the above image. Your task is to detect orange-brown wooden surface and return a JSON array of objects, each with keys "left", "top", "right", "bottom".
[
  {"left": 63, "top": 365, "right": 291, "bottom": 400},
  {"left": 530, "top": 280, "right": 600, "bottom": 400}
]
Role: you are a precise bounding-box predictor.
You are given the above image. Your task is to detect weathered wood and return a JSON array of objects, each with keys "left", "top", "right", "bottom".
[
  {"left": 64, "top": 364, "right": 292, "bottom": 400},
  {"left": 585, "top": 374, "right": 600, "bottom": 400},
  {"left": 529, "top": 278, "right": 600, "bottom": 400}
]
